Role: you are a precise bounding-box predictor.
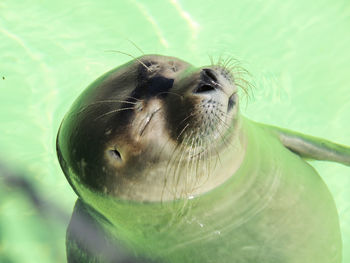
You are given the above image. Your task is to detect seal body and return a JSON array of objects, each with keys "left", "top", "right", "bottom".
[{"left": 57, "top": 55, "right": 345, "bottom": 263}]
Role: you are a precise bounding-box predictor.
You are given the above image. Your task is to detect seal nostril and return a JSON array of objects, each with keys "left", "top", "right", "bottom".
[
  {"left": 194, "top": 84, "right": 215, "bottom": 94},
  {"left": 203, "top": 68, "right": 218, "bottom": 82}
]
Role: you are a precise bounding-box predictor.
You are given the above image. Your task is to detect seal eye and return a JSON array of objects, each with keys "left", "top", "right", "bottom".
[{"left": 108, "top": 149, "right": 122, "bottom": 162}]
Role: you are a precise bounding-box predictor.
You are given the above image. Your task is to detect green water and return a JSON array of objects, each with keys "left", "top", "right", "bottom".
[{"left": 0, "top": 0, "right": 349, "bottom": 262}]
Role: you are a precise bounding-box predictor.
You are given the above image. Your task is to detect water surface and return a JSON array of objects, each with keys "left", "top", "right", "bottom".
[{"left": 1, "top": 0, "right": 349, "bottom": 262}]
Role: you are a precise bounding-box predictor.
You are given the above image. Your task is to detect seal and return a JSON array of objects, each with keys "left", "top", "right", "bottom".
[{"left": 56, "top": 55, "right": 350, "bottom": 263}]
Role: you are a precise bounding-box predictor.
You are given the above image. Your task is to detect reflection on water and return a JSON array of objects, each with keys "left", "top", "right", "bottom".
[{"left": 1, "top": 0, "right": 349, "bottom": 262}]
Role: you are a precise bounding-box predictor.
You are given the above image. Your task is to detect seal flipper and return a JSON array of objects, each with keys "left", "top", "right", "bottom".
[
  {"left": 67, "top": 199, "right": 158, "bottom": 263},
  {"left": 263, "top": 124, "right": 350, "bottom": 166}
]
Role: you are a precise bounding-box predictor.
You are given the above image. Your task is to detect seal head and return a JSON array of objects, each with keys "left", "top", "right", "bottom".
[{"left": 57, "top": 55, "right": 243, "bottom": 201}]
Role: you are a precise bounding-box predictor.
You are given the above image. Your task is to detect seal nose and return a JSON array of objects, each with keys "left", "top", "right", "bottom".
[{"left": 193, "top": 68, "right": 218, "bottom": 94}]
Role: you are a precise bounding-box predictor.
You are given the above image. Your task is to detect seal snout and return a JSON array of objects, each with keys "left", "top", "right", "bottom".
[
  {"left": 194, "top": 68, "right": 236, "bottom": 97},
  {"left": 193, "top": 68, "right": 219, "bottom": 94},
  {"left": 192, "top": 68, "right": 237, "bottom": 114}
]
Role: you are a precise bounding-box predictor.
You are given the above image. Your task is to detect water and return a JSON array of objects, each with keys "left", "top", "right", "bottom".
[{"left": 0, "top": 0, "right": 349, "bottom": 262}]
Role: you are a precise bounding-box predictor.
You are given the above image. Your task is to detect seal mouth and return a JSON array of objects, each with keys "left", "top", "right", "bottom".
[{"left": 139, "top": 108, "right": 161, "bottom": 136}]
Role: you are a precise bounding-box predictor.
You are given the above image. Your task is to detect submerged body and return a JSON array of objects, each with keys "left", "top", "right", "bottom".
[
  {"left": 69, "top": 117, "right": 341, "bottom": 263},
  {"left": 57, "top": 55, "right": 349, "bottom": 262}
]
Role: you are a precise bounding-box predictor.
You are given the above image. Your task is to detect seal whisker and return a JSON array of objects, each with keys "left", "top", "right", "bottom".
[
  {"left": 197, "top": 135, "right": 212, "bottom": 186},
  {"left": 166, "top": 135, "right": 191, "bottom": 199},
  {"left": 192, "top": 137, "right": 201, "bottom": 188},
  {"left": 155, "top": 136, "right": 177, "bottom": 166},
  {"left": 218, "top": 56, "right": 241, "bottom": 72},
  {"left": 216, "top": 54, "right": 224, "bottom": 69},
  {"left": 165, "top": 129, "right": 197, "bottom": 200},
  {"left": 230, "top": 68, "right": 251, "bottom": 76},
  {"left": 94, "top": 107, "right": 135, "bottom": 120},
  {"left": 105, "top": 50, "right": 152, "bottom": 72},
  {"left": 76, "top": 101, "right": 136, "bottom": 115},
  {"left": 182, "top": 133, "right": 195, "bottom": 192},
  {"left": 200, "top": 140, "right": 211, "bottom": 187},
  {"left": 186, "top": 143, "right": 196, "bottom": 197},
  {"left": 207, "top": 109, "right": 230, "bottom": 131},
  {"left": 94, "top": 99, "right": 138, "bottom": 104},
  {"left": 214, "top": 115, "right": 232, "bottom": 132},
  {"left": 212, "top": 111, "right": 236, "bottom": 149},
  {"left": 220, "top": 56, "right": 230, "bottom": 68},
  {"left": 156, "top": 91, "right": 184, "bottom": 99},
  {"left": 126, "top": 39, "right": 145, "bottom": 55},
  {"left": 234, "top": 77, "right": 254, "bottom": 96},
  {"left": 154, "top": 135, "right": 185, "bottom": 197},
  {"left": 206, "top": 138, "right": 215, "bottom": 183},
  {"left": 124, "top": 95, "right": 142, "bottom": 102},
  {"left": 192, "top": 133, "right": 206, "bottom": 193},
  {"left": 204, "top": 123, "right": 224, "bottom": 169},
  {"left": 207, "top": 53, "right": 215, "bottom": 67},
  {"left": 83, "top": 100, "right": 138, "bottom": 109},
  {"left": 211, "top": 54, "right": 254, "bottom": 99},
  {"left": 174, "top": 132, "right": 194, "bottom": 198},
  {"left": 220, "top": 56, "right": 235, "bottom": 70},
  {"left": 162, "top": 144, "right": 182, "bottom": 201},
  {"left": 178, "top": 112, "right": 197, "bottom": 129},
  {"left": 194, "top": 137, "right": 206, "bottom": 188},
  {"left": 215, "top": 107, "right": 233, "bottom": 120},
  {"left": 176, "top": 123, "right": 190, "bottom": 141},
  {"left": 188, "top": 135, "right": 199, "bottom": 194}
]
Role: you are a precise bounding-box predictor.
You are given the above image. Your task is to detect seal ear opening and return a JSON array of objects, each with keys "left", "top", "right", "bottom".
[{"left": 108, "top": 148, "right": 122, "bottom": 162}]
